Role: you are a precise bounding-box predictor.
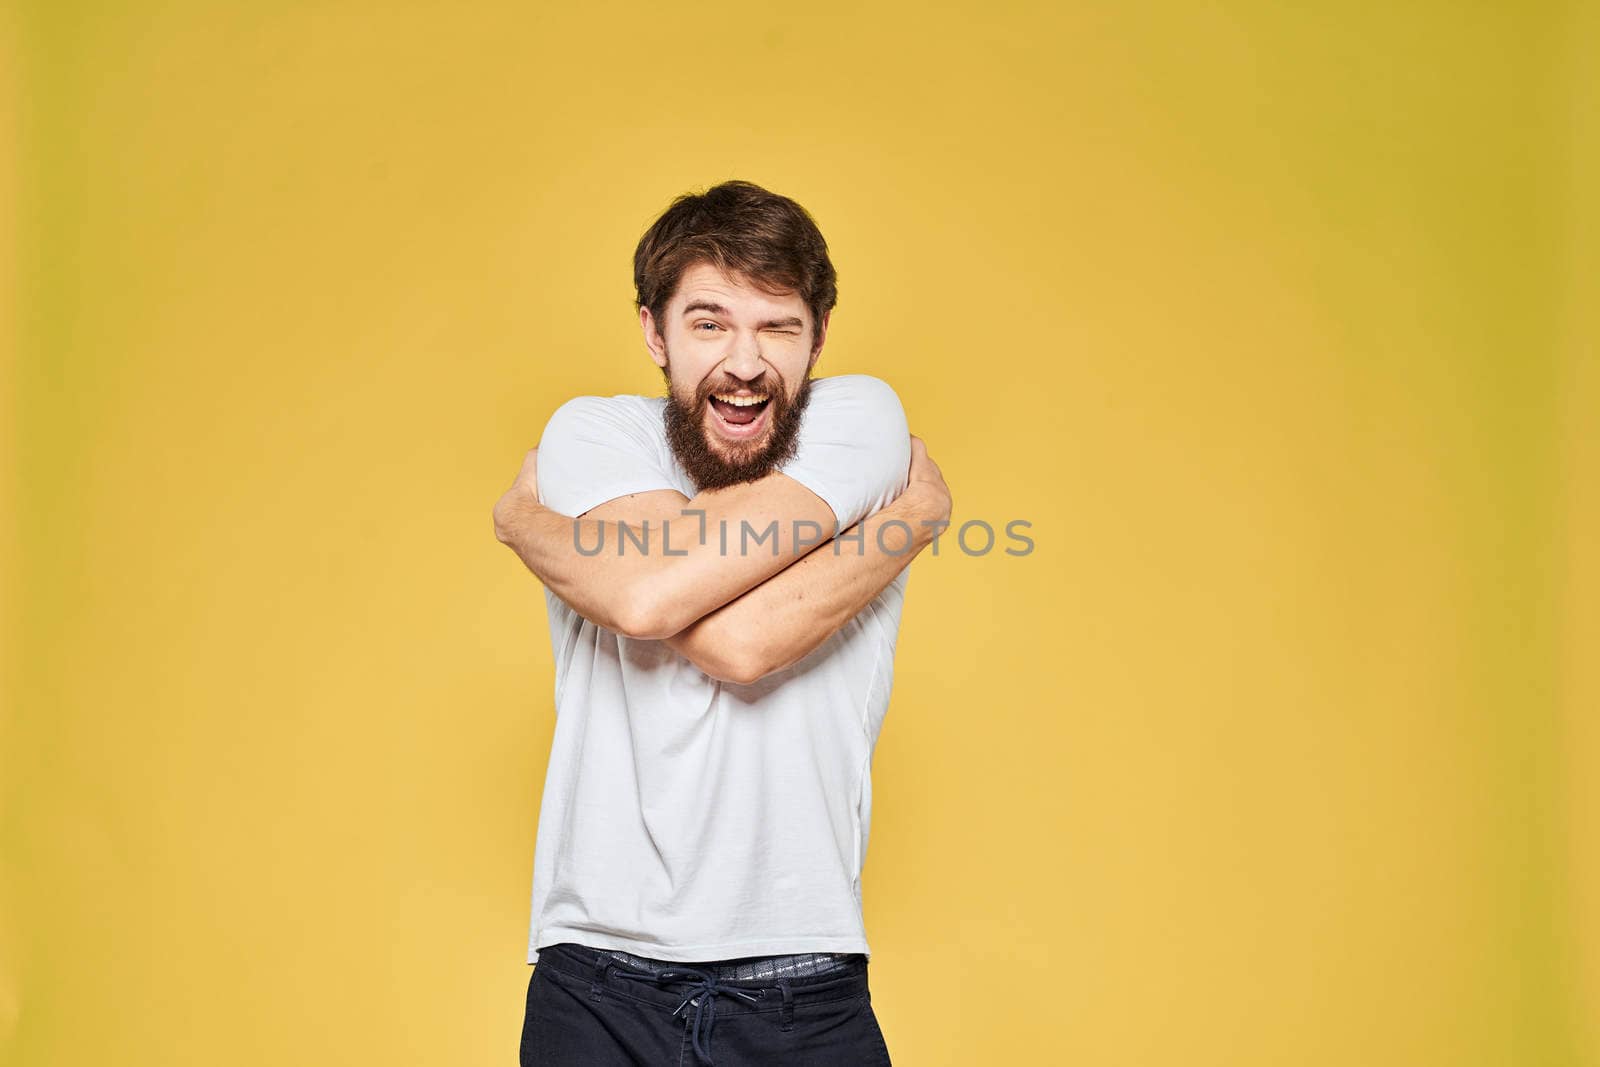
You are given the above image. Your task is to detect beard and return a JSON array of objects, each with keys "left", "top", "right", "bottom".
[{"left": 661, "top": 356, "right": 814, "bottom": 493}]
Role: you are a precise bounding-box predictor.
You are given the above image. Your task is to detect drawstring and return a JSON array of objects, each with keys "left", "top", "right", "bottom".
[
  {"left": 604, "top": 958, "right": 864, "bottom": 1066},
  {"left": 608, "top": 964, "right": 763, "bottom": 1065}
]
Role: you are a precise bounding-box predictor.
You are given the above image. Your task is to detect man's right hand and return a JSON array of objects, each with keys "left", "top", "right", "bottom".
[
  {"left": 906, "top": 433, "right": 953, "bottom": 529},
  {"left": 493, "top": 447, "right": 541, "bottom": 547}
]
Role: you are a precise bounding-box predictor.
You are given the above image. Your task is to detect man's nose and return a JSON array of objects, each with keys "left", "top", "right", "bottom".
[{"left": 720, "top": 337, "right": 766, "bottom": 382}]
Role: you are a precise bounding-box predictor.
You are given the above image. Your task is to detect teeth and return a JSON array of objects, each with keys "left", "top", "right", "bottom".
[{"left": 711, "top": 394, "right": 768, "bottom": 407}]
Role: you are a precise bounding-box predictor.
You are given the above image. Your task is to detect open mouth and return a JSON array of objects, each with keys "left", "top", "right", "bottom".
[{"left": 707, "top": 392, "right": 772, "bottom": 437}]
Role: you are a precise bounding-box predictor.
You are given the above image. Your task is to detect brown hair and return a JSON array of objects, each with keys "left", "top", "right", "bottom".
[{"left": 633, "top": 180, "right": 838, "bottom": 353}]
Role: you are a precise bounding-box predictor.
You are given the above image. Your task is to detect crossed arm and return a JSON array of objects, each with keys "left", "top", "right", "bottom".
[{"left": 492, "top": 438, "right": 951, "bottom": 685}]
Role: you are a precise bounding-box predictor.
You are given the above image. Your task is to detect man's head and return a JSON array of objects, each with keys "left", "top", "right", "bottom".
[{"left": 633, "top": 180, "right": 837, "bottom": 491}]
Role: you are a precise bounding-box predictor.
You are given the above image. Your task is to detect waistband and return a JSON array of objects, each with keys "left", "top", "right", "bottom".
[
  {"left": 534, "top": 941, "right": 869, "bottom": 1066},
  {"left": 595, "top": 944, "right": 862, "bottom": 982}
]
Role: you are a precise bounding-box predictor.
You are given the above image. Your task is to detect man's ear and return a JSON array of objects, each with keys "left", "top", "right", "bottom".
[
  {"left": 809, "top": 309, "right": 831, "bottom": 362},
  {"left": 640, "top": 307, "right": 668, "bottom": 369}
]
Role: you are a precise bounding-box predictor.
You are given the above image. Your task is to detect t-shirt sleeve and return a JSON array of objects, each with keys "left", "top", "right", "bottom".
[
  {"left": 535, "top": 396, "right": 682, "bottom": 518},
  {"left": 777, "top": 374, "right": 912, "bottom": 531}
]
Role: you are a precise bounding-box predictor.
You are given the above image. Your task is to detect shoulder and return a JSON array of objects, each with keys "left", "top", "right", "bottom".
[
  {"left": 544, "top": 393, "right": 659, "bottom": 427},
  {"left": 541, "top": 393, "right": 663, "bottom": 443},
  {"left": 803, "top": 374, "right": 909, "bottom": 439},
  {"left": 809, "top": 374, "right": 903, "bottom": 409},
  {"left": 535, "top": 393, "right": 679, "bottom": 515}
]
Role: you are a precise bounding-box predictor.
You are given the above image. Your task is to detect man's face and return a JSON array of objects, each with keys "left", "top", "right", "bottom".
[{"left": 641, "top": 261, "right": 829, "bottom": 491}]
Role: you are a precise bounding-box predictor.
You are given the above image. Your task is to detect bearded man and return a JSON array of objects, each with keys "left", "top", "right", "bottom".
[{"left": 493, "top": 179, "right": 951, "bottom": 1067}]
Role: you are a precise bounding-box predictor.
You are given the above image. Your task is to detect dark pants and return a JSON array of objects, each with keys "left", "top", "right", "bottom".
[{"left": 520, "top": 942, "right": 893, "bottom": 1066}]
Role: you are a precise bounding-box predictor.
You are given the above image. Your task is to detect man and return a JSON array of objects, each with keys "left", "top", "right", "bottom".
[{"left": 493, "top": 180, "right": 951, "bottom": 1066}]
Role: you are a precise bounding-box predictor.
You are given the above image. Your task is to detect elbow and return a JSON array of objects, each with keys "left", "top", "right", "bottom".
[
  {"left": 698, "top": 646, "right": 773, "bottom": 687},
  {"left": 715, "top": 650, "right": 772, "bottom": 687},
  {"left": 674, "top": 618, "right": 778, "bottom": 686},
  {"left": 610, "top": 587, "right": 682, "bottom": 641},
  {"left": 704, "top": 626, "right": 781, "bottom": 685},
  {"left": 611, "top": 602, "right": 668, "bottom": 641}
]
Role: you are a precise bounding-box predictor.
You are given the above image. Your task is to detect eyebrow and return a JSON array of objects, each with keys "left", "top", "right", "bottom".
[{"left": 681, "top": 301, "right": 804, "bottom": 330}]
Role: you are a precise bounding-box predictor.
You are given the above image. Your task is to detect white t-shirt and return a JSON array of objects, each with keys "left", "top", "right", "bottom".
[{"left": 525, "top": 374, "right": 912, "bottom": 964}]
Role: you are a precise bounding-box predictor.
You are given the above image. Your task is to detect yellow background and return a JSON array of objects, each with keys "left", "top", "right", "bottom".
[{"left": 4, "top": 1, "right": 1596, "bottom": 1064}]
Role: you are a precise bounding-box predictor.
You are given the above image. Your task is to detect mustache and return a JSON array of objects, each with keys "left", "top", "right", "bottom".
[{"left": 695, "top": 377, "right": 784, "bottom": 403}]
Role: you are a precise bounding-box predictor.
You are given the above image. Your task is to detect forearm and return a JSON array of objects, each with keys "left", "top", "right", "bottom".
[
  {"left": 495, "top": 490, "right": 639, "bottom": 634},
  {"left": 664, "top": 489, "right": 942, "bottom": 684},
  {"left": 495, "top": 480, "right": 835, "bottom": 639}
]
